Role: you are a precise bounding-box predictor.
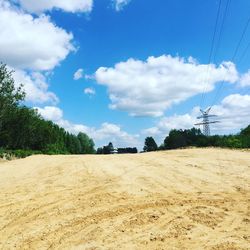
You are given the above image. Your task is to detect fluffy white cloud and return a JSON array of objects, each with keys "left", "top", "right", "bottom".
[
  {"left": 36, "top": 106, "right": 140, "bottom": 148},
  {"left": 57, "top": 119, "right": 90, "bottom": 135},
  {"left": 95, "top": 55, "right": 239, "bottom": 117},
  {"left": 113, "top": 0, "right": 131, "bottom": 11},
  {"left": 12, "top": 69, "right": 59, "bottom": 104},
  {"left": 142, "top": 113, "right": 198, "bottom": 137},
  {"left": 0, "top": 1, "right": 74, "bottom": 71},
  {"left": 143, "top": 94, "right": 250, "bottom": 142},
  {"left": 84, "top": 87, "right": 95, "bottom": 95},
  {"left": 210, "top": 94, "right": 250, "bottom": 132},
  {"left": 74, "top": 68, "right": 84, "bottom": 80},
  {"left": 17, "top": 0, "right": 93, "bottom": 14},
  {"left": 239, "top": 70, "right": 250, "bottom": 87},
  {"left": 92, "top": 123, "right": 139, "bottom": 147},
  {"left": 0, "top": 0, "right": 75, "bottom": 104},
  {"left": 142, "top": 110, "right": 199, "bottom": 141},
  {"left": 35, "top": 106, "right": 63, "bottom": 121}
]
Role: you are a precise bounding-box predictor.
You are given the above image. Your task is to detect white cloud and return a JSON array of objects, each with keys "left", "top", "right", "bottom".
[
  {"left": 35, "top": 106, "right": 63, "bottom": 121},
  {"left": 0, "top": 1, "right": 74, "bottom": 71},
  {"left": 0, "top": 1, "right": 75, "bottom": 104},
  {"left": 239, "top": 70, "right": 250, "bottom": 87},
  {"left": 113, "top": 0, "right": 131, "bottom": 11},
  {"left": 63, "top": 120, "right": 140, "bottom": 148},
  {"left": 95, "top": 55, "right": 239, "bottom": 117},
  {"left": 12, "top": 69, "right": 59, "bottom": 104},
  {"left": 84, "top": 87, "right": 95, "bottom": 95},
  {"left": 17, "top": 0, "right": 93, "bottom": 14},
  {"left": 142, "top": 113, "right": 198, "bottom": 137},
  {"left": 143, "top": 94, "right": 250, "bottom": 143},
  {"left": 36, "top": 106, "right": 140, "bottom": 148},
  {"left": 57, "top": 119, "right": 90, "bottom": 135},
  {"left": 142, "top": 110, "right": 199, "bottom": 142},
  {"left": 210, "top": 94, "right": 250, "bottom": 132},
  {"left": 142, "top": 127, "right": 161, "bottom": 136},
  {"left": 92, "top": 123, "right": 139, "bottom": 147},
  {"left": 74, "top": 68, "right": 84, "bottom": 80},
  {"left": 85, "top": 74, "right": 95, "bottom": 80}
]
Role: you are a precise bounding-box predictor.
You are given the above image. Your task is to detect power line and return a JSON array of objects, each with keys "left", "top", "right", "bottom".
[
  {"left": 212, "top": 0, "right": 231, "bottom": 62},
  {"left": 210, "top": 14, "right": 250, "bottom": 107},
  {"left": 232, "top": 17, "right": 250, "bottom": 61},
  {"left": 236, "top": 39, "right": 250, "bottom": 97},
  {"left": 238, "top": 40, "right": 250, "bottom": 64},
  {"left": 206, "top": 0, "right": 231, "bottom": 108},
  {"left": 200, "top": 0, "right": 222, "bottom": 109},
  {"left": 217, "top": 113, "right": 250, "bottom": 120}
]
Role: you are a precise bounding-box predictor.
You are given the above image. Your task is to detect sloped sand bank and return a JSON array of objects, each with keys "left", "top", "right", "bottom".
[{"left": 0, "top": 148, "right": 249, "bottom": 249}]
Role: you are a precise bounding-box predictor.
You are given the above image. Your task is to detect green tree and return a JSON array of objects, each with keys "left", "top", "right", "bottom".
[
  {"left": 96, "top": 147, "right": 103, "bottom": 154},
  {"left": 0, "top": 63, "right": 25, "bottom": 108},
  {"left": 164, "top": 128, "right": 205, "bottom": 149},
  {"left": 240, "top": 125, "right": 250, "bottom": 136},
  {"left": 0, "top": 64, "right": 25, "bottom": 137},
  {"left": 77, "top": 132, "right": 95, "bottom": 154},
  {"left": 143, "top": 137, "right": 158, "bottom": 152},
  {"left": 108, "top": 142, "right": 114, "bottom": 151},
  {"left": 164, "top": 130, "right": 187, "bottom": 149},
  {"left": 0, "top": 63, "right": 96, "bottom": 156},
  {"left": 102, "top": 142, "right": 114, "bottom": 154}
]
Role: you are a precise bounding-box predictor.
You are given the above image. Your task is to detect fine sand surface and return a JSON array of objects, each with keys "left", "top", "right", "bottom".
[{"left": 0, "top": 148, "right": 249, "bottom": 250}]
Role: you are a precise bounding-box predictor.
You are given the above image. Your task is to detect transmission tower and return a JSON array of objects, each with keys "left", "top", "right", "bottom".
[{"left": 194, "top": 107, "right": 219, "bottom": 136}]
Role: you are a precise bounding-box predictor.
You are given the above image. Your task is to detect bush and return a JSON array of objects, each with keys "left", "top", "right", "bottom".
[{"left": 0, "top": 148, "right": 42, "bottom": 160}]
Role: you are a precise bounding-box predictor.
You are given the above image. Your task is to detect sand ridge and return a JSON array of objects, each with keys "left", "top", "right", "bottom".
[{"left": 0, "top": 148, "right": 249, "bottom": 249}]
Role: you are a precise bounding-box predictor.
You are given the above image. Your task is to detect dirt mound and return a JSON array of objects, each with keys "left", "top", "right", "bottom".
[{"left": 0, "top": 148, "right": 249, "bottom": 249}]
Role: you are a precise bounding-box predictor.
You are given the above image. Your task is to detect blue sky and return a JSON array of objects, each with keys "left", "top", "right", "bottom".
[{"left": 1, "top": 0, "right": 250, "bottom": 149}]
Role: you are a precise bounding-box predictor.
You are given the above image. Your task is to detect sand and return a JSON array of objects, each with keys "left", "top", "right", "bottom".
[{"left": 0, "top": 148, "right": 249, "bottom": 250}]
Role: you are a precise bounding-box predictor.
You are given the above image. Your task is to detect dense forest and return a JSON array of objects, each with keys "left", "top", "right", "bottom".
[
  {"left": 0, "top": 63, "right": 95, "bottom": 158},
  {"left": 143, "top": 126, "right": 250, "bottom": 152}
]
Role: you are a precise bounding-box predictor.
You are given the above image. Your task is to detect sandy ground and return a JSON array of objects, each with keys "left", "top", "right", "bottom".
[{"left": 0, "top": 148, "right": 249, "bottom": 250}]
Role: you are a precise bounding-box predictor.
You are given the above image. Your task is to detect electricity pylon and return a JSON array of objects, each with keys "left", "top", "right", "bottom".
[{"left": 194, "top": 107, "right": 219, "bottom": 136}]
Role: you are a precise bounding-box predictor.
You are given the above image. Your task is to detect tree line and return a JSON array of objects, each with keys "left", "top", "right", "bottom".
[
  {"left": 143, "top": 126, "right": 250, "bottom": 152},
  {"left": 0, "top": 63, "right": 95, "bottom": 157},
  {"left": 96, "top": 142, "right": 138, "bottom": 154}
]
